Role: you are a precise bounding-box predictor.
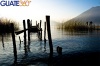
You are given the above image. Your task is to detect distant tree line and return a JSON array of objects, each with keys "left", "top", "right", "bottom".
[{"left": 57, "top": 20, "right": 97, "bottom": 31}]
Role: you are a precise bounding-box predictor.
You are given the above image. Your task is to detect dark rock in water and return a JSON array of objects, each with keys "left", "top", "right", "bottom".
[{"left": 57, "top": 46, "right": 62, "bottom": 55}]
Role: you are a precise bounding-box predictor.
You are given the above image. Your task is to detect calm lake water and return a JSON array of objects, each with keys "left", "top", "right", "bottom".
[{"left": 0, "top": 25, "right": 100, "bottom": 66}]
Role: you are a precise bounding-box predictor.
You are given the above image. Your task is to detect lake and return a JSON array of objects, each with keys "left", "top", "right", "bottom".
[{"left": 0, "top": 26, "right": 100, "bottom": 66}]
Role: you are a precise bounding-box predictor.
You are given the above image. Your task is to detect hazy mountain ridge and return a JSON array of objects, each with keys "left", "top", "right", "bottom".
[{"left": 66, "top": 6, "right": 100, "bottom": 25}]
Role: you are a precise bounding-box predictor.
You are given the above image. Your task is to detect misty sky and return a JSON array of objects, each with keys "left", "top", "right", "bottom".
[{"left": 0, "top": 0, "right": 100, "bottom": 23}]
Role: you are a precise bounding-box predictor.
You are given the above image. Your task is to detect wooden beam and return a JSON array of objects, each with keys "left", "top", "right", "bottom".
[{"left": 15, "top": 29, "right": 28, "bottom": 35}]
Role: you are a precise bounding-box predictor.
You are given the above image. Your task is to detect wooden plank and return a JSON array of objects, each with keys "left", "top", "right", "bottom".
[
  {"left": 15, "top": 29, "right": 28, "bottom": 35},
  {"left": 15, "top": 27, "right": 42, "bottom": 35}
]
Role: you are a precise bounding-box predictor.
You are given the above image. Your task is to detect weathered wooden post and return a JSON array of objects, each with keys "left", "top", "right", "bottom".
[
  {"left": 37, "top": 23, "right": 40, "bottom": 39},
  {"left": 36, "top": 21, "right": 37, "bottom": 26},
  {"left": 46, "top": 15, "right": 53, "bottom": 60},
  {"left": 44, "top": 22, "right": 46, "bottom": 52},
  {"left": 30, "top": 20, "right": 32, "bottom": 27},
  {"left": 40, "top": 28, "right": 42, "bottom": 41},
  {"left": 40, "top": 20, "right": 42, "bottom": 41},
  {"left": 38, "top": 23, "right": 39, "bottom": 28},
  {"left": 11, "top": 23, "right": 17, "bottom": 64},
  {"left": 19, "top": 36, "right": 21, "bottom": 50},
  {"left": 44, "top": 22, "right": 46, "bottom": 43},
  {"left": 40, "top": 20, "right": 42, "bottom": 28},
  {"left": 27, "top": 19, "right": 30, "bottom": 42},
  {"left": 23, "top": 20, "right": 27, "bottom": 54},
  {"left": 19, "top": 36, "right": 21, "bottom": 44}
]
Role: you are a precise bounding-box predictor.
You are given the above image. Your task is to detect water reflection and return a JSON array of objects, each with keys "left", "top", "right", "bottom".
[
  {"left": 44, "top": 40, "right": 47, "bottom": 52},
  {"left": 0, "top": 33, "right": 11, "bottom": 50},
  {"left": 27, "top": 41, "right": 31, "bottom": 52},
  {"left": 52, "top": 28, "right": 100, "bottom": 53},
  {"left": 19, "top": 36, "right": 21, "bottom": 50},
  {"left": 0, "top": 33, "right": 11, "bottom": 41},
  {"left": 1, "top": 34, "right": 4, "bottom": 49},
  {"left": 0, "top": 26, "right": 100, "bottom": 65},
  {"left": 57, "top": 29, "right": 100, "bottom": 36},
  {"left": 39, "top": 41, "right": 42, "bottom": 51}
]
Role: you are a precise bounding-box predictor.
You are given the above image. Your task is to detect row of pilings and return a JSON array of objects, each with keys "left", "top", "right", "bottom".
[{"left": 10, "top": 15, "right": 53, "bottom": 65}]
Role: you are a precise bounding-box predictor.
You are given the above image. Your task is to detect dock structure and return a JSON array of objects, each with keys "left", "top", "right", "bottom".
[
  {"left": 15, "top": 22, "right": 42, "bottom": 35},
  {"left": 10, "top": 15, "right": 53, "bottom": 65}
]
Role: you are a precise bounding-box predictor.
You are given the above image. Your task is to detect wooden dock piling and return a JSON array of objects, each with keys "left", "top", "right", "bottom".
[
  {"left": 23, "top": 20, "right": 27, "bottom": 54},
  {"left": 27, "top": 19, "right": 30, "bottom": 42},
  {"left": 30, "top": 20, "right": 32, "bottom": 27},
  {"left": 9, "top": 17, "right": 52, "bottom": 64},
  {"left": 40, "top": 28, "right": 42, "bottom": 41},
  {"left": 40, "top": 20, "right": 41, "bottom": 28},
  {"left": 46, "top": 16, "right": 53, "bottom": 59},
  {"left": 44, "top": 22, "right": 46, "bottom": 43},
  {"left": 40, "top": 20, "right": 42, "bottom": 41},
  {"left": 36, "top": 21, "right": 37, "bottom": 26},
  {"left": 11, "top": 23, "right": 17, "bottom": 64},
  {"left": 38, "top": 23, "right": 39, "bottom": 28},
  {"left": 19, "top": 36, "right": 21, "bottom": 44}
]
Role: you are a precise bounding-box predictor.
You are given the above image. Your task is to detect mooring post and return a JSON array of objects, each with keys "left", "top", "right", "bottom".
[
  {"left": 40, "top": 20, "right": 42, "bottom": 28},
  {"left": 38, "top": 23, "right": 40, "bottom": 39},
  {"left": 40, "top": 28, "right": 42, "bottom": 41},
  {"left": 19, "top": 36, "right": 21, "bottom": 44},
  {"left": 40, "top": 20, "right": 42, "bottom": 41},
  {"left": 11, "top": 23, "right": 17, "bottom": 64},
  {"left": 36, "top": 21, "right": 37, "bottom": 26},
  {"left": 46, "top": 16, "right": 53, "bottom": 60},
  {"left": 38, "top": 23, "right": 39, "bottom": 28},
  {"left": 23, "top": 20, "right": 27, "bottom": 54},
  {"left": 27, "top": 19, "right": 30, "bottom": 42},
  {"left": 30, "top": 20, "right": 32, "bottom": 27},
  {"left": 44, "top": 22, "right": 46, "bottom": 43}
]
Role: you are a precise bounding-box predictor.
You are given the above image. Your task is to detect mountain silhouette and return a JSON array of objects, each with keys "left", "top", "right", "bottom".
[{"left": 65, "top": 6, "right": 100, "bottom": 25}]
